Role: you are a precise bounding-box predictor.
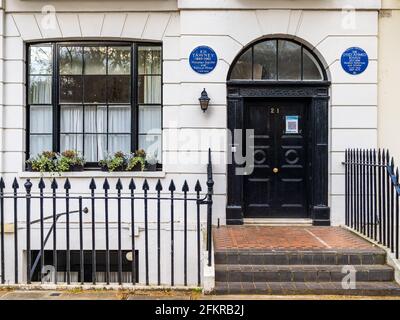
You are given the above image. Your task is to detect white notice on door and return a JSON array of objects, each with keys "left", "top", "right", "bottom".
[{"left": 286, "top": 116, "right": 299, "bottom": 134}]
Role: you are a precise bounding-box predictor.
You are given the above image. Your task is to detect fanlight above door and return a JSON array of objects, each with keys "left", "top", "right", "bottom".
[{"left": 228, "top": 39, "right": 326, "bottom": 81}]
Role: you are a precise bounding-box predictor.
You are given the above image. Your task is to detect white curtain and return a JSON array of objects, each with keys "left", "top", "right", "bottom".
[
  {"left": 30, "top": 135, "right": 52, "bottom": 157},
  {"left": 84, "top": 106, "right": 106, "bottom": 161},
  {"left": 139, "top": 47, "right": 162, "bottom": 162},
  {"left": 108, "top": 106, "right": 130, "bottom": 155},
  {"left": 29, "top": 106, "right": 52, "bottom": 156},
  {"left": 60, "top": 106, "right": 83, "bottom": 154},
  {"left": 29, "top": 76, "right": 52, "bottom": 104}
]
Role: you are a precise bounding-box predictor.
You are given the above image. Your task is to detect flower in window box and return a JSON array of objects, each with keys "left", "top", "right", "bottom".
[
  {"left": 126, "top": 150, "right": 146, "bottom": 172},
  {"left": 57, "top": 150, "right": 85, "bottom": 172},
  {"left": 100, "top": 151, "right": 128, "bottom": 172},
  {"left": 26, "top": 151, "right": 57, "bottom": 173}
]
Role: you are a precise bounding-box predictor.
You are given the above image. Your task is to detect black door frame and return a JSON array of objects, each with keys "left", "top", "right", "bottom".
[{"left": 226, "top": 81, "right": 331, "bottom": 226}]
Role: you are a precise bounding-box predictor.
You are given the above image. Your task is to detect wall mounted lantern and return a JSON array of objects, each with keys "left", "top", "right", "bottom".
[{"left": 199, "top": 88, "right": 210, "bottom": 112}]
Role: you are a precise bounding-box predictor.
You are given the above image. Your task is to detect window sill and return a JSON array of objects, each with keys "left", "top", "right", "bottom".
[{"left": 19, "top": 171, "right": 166, "bottom": 179}]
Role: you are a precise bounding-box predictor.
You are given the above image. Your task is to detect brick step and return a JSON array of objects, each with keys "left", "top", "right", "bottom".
[
  {"left": 215, "top": 251, "right": 386, "bottom": 265},
  {"left": 215, "top": 264, "right": 394, "bottom": 283},
  {"left": 213, "top": 281, "right": 400, "bottom": 296}
]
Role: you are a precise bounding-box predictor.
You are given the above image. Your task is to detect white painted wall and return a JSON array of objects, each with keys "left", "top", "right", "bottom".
[
  {"left": 378, "top": 3, "right": 400, "bottom": 164},
  {"left": 0, "top": 1, "right": 380, "bottom": 284}
]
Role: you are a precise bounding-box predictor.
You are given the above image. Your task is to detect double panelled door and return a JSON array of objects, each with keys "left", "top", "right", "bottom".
[{"left": 244, "top": 99, "right": 309, "bottom": 218}]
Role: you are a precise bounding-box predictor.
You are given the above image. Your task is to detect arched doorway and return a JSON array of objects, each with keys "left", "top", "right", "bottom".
[{"left": 226, "top": 38, "right": 331, "bottom": 226}]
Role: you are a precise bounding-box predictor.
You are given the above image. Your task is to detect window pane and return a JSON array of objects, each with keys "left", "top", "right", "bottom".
[
  {"left": 84, "top": 105, "right": 107, "bottom": 133},
  {"left": 84, "top": 134, "right": 106, "bottom": 162},
  {"left": 138, "top": 46, "right": 161, "bottom": 75},
  {"left": 61, "top": 134, "right": 83, "bottom": 154},
  {"left": 60, "top": 76, "right": 83, "bottom": 103},
  {"left": 60, "top": 106, "right": 83, "bottom": 133},
  {"left": 84, "top": 47, "right": 107, "bottom": 75},
  {"left": 139, "top": 134, "right": 161, "bottom": 162},
  {"left": 107, "top": 75, "right": 130, "bottom": 103},
  {"left": 29, "top": 46, "right": 52, "bottom": 75},
  {"left": 254, "top": 40, "right": 277, "bottom": 80},
  {"left": 138, "top": 75, "right": 161, "bottom": 104},
  {"left": 108, "top": 47, "right": 131, "bottom": 75},
  {"left": 109, "top": 106, "right": 130, "bottom": 133},
  {"left": 30, "top": 106, "right": 52, "bottom": 133},
  {"left": 278, "top": 40, "right": 301, "bottom": 80},
  {"left": 303, "top": 49, "right": 324, "bottom": 80},
  {"left": 139, "top": 105, "right": 161, "bottom": 134},
  {"left": 60, "top": 46, "right": 83, "bottom": 75},
  {"left": 29, "top": 76, "right": 52, "bottom": 104},
  {"left": 108, "top": 134, "right": 130, "bottom": 155},
  {"left": 84, "top": 76, "right": 107, "bottom": 103},
  {"left": 230, "top": 47, "right": 252, "bottom": 80},
  {"left": 30, "top": 135, "right": 52, "bottom": 157}
]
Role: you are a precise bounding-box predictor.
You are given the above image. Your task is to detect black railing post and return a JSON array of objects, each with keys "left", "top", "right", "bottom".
[
  {"left": 79, "top": 196, "right": 84, "bottom": 285},
  {"left": 51, "top": 179, "right": 58, "bottom": 284},
  {"left": 0, "top": 178, "right": 5, "bottom": 284},
  {"left": 395, "top": 168, "right": 400, "bottom": 259},
  {"left": 372, "top": 150, "right": 378, "bottom": 241},
  {"left": 25, "top": 179, "right": 32, "bottom": 284},
  {"left": 355, "top": 149, "right": 360, "bottom": 232},
  {"left": 89, "top": 178, "right": 97, "bottom": 285},
  {"left": 129, "top": 179, "right": 136, "bottom": 285},
  {"left": 12, "top": 178, "right": 19, "bottom": 284},
  {"left": 142, "top": 179, "right": 149, "bottom": 286},
  {"left": 38, "top": 178, "right": 45, "bottom": 284},
  {"left": 116, "top": 179, "right": 123, "bottom": 285},
  {"left": 382, "top": 150, "right": 387, "bottom": 245},
  {"left": 366, "top": 150, "right": 371, "bottom": 238},
  {"left": 361, "top": 150, "right": 366, "bottom": 233},
  {"left": 386, "top": 150, "right": 391, "bottom": 247},
  {"left": 155, "top": 179, "right": 162, "bottom": 286},
  {"left": 169, "top": 180, "right": 176, "bottom": 287},
  {"left": 351, "top": 149, "right": 355, "bottom": 229},
  {"left": 103, "top": 178, "right": 110, "bottom": 285},
  {"left": 378, "top": 150, "right": 383, "bottom": 243},
  {"left": 64, "top": 178, "right": 71, "bottom": 284},
  {"left": 396, "top": 168, "right": 400, "bottom": 259},
  {"left": 390, "top": 158, "right": 395, "bottom": 252},
  {"left": 195, "top": 180, "right": 202, "bottom": 287},
  {"left": 182, "top": 180, "right": 189, "bottom": 286},
  {"left": 207, "top": 149, "right": 214, "bottom": 267}
]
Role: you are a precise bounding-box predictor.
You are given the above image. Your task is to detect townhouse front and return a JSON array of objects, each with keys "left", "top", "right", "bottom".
[{"left": 0, "top": 0, "right": 394, "bottom": 287}]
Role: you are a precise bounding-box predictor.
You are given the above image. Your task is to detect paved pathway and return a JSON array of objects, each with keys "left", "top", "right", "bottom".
[
  {"left": 214, "top": 226, "right": 381, "bottom": 251},
  {"left": 1, "top": 290, "right": 400, "bottom": 300}
]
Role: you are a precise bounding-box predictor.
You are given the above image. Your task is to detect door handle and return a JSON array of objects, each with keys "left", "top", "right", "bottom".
[{"left": 273, "top": 168, "right": 279, "bottom": 174}]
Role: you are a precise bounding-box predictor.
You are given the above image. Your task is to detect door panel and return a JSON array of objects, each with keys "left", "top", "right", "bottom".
[{"left": 244, "top": 99, "right": 309, "bottom": 218}]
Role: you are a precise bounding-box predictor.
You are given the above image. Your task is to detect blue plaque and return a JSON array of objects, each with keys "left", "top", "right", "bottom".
[
  {"left": 189, "top": 46, "right": 218, "bottom": 74},
  {"left": 341, "top": 47, "right": 369, "bottom": 75}
]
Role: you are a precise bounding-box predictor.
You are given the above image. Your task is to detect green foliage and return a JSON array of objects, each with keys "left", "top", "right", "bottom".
[
  {"left": 56, "top": 150, "right": 85, "bottom": 172},
  {"left": 100, "top": 151, "right": 128, "bottom": 172},
  {"left": 126, "top": 149, "right": 146, "bottom": 171},
  {"left": 126, "top": 155, "right": 146, "bottom": 171},
  {"left": 26, "top": 151, "right": 57, "bottom": 173},
  {"left": 26, "top": 150, "right": 85, "bottom": 173}
]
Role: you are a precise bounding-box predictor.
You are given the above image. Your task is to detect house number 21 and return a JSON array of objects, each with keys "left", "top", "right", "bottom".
[{"left": 270, "top": 107, "right": 280, "bottom": 114}]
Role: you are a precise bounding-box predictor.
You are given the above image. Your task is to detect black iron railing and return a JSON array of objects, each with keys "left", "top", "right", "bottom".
[
  {"left": 344, "top": 149, "right": 400, "bottom": 258},
  {"left": 0, "top": 150, "right": 214, "bottom": 286}
]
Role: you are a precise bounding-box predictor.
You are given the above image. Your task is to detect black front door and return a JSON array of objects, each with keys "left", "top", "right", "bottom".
[{"left": 244, "top": 99, "right": 309, "bottom": 218}]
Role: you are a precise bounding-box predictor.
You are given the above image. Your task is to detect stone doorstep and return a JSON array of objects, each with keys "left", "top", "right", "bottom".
[
  {"left": 214, "top": 250, "right": 386, "bottom": 265},
  {"left": 215, "top": 264, "right": 394, "bottom": 283},
  {"left": 213, "top": 282, "right": 400, "bottom": 296}
]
